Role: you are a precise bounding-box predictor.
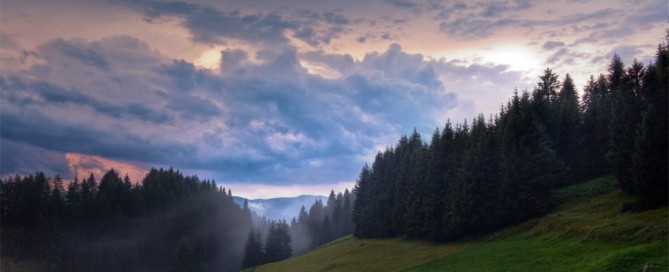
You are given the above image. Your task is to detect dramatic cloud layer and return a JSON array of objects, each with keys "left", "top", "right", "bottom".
[{"left": 1, "top": 0, "right": 664, "bottom": 197}]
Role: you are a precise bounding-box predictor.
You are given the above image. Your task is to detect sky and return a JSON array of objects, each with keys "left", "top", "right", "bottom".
[{"left": 0, "top": 0, "right": 665, "bottom": 198}]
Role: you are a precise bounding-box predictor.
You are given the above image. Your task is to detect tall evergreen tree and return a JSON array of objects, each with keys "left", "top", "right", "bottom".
[
  {"left": 264, "top": 221, "right": 291, "bottom": 263},
  {"left": 606, "top": 55, "right": 642, "bottom": 193},
  {"left": 353, "top": 164, "right": 373, "bottom": 238},
  {"left": 341, "top": 189, "right": 354, "bottom": 235},
  {"left": 242, "top": 229, "right": 264, "bottom": 269},
  {"left": 171, "top": 236, "right": 202, "bottom": 272},
  {"left": 631, "top": 41, "right": 669, "bottom": 209},
  {"left": 580, "top": 75, "right": 612, "bottom": 178},
  {"left": 631, "top": 105, "right": 668, "bottom": 209},
  {"left": 498, "top": 91, "right": 563, "bottom": 224},
  {"left": 532, "top": 68, "right": 561, "bottom": 142},
  {"left": 555, "top": 74, "right": 582, "bottom": 182}
]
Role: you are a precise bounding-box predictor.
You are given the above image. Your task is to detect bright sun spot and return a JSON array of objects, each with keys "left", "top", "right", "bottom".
[
  {"left": 483, "top": 45, "right": 543, "bottom": 72},
  {"left": 194, "top": 47, "right": 225, "bottom": 70}
]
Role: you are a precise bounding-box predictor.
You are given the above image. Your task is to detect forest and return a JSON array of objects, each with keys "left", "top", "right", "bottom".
[
  {"left": 1, "top": 40, "right": 667, "bottom": 271},
  {"left": 1, "top": 168, "right": 354, "bottom": 271},
  {"left": 353, "top": 42, "right": 668, "bottom": 241},
  {"left": 1, "top": 168, "right": 253, "bottom": 271},
  {"left": 243, "top": 189, "right": 355, "bottom": 269}
]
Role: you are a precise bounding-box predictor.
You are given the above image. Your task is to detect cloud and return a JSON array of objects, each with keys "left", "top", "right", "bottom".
[
  {"left": 321, "top": 12, "right": 351, "bottom": 25},
  {"left": 386, "top": 0, "right": 419, "bottom": 10},
  {"left": 4, "top": 34, "right": 508, "bottom": 186},
  {"left": 479, "top": 0, "right": 533, "bottom": 17},
  {"left": 114, "top": 0, "right": 351, "bottom": 48},
  {"left": 65, "top": 153, "right": 148, "bottom": 183},
  {"left": 360, "top": 43, "right": 443, "bottom": 89},
  {"left": 440, "top": 17, "right": 520, "bottom": 39},
  {"left": 626, "top": 1, "right": 667, "bottom": 27},
  {"left": 590, "top": 45, "right": 651, "bottom": 65},
  {"left": 435, "top": 1, "right": 660, "bottom": 43},
  {"left": 547, "top": 48, "right": 569, "bottom": 64},
  {"left": 0, "top": 32, "right": 21, "bottom": 51},
  {"left": 40, "top": 38, "right": 111, "bottom": 70},
  {"left": 542, "top": 41, "right": 565, "bottom": 50},
  {"left": 118, "top": 0, "right": 292, "bottom": 45},
  {"left": 155, "top": 59, "right": 204, "bottom": 92},
  {"left": 2, "top": 76, "right": 170, "bottom": 123},
  {"left": 0, "top": 106, "right": 191, "bottom": 164},
  {"left": 0, "top": 139, "right": 71, "bottom": 179}
]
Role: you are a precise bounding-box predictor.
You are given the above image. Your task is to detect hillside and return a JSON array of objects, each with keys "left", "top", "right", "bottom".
[{"left": 245, "top": 177, "right": 668, "bottom": 271}]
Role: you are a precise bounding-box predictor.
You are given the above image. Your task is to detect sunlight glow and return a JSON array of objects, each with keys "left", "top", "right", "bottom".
[
  {"left": 299, "top": 60, "right": 343, "bottom": 79},
  {"left": 482, "top": 45, "right": 543, "bottom": 72},
  {"left": 194, "top": 46, "right": 224, "bottom": 70}
]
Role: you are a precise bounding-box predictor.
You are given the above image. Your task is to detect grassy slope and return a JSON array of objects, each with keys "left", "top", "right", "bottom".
[{"left": 247, "top": 177, "right": 668, "bottom": 272}]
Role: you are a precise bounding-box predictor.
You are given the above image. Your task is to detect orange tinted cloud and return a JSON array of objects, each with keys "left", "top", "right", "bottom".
[{"left": 65, "top": 153, "right": 148, "bottom": 183}]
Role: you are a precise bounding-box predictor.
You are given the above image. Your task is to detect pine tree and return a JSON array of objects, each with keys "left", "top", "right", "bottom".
[
  {"left": 341, "top": 189, "right": 353, "bottom": 235},
  {"left": 423, "top": 128, "right": 444, "bottom": 241},
  {"left": 353, "top": 164, "right": 372, "bottom": 238},
  {"left": 171, "top": 236, "right": 201, "bottom": 272},
  {"left": 332, "top": 193, "right": 343, "bottom": 237},
  {"left": 555, "top": 74, "right": 582, "bottom": 182},
  {"left": 264, "top": 221, "right": 291, "bottom": 263},
  {"left": 581, "top": 75, "right": 612, "bottom": 178},
  {"left": 319, "top": 216, "right": 334, "bottom": 244},
  {"left": 631, "top": 105, "right": 668, "bottom": 209},
  {"left": 631, "top": 41, "right": 669, "bottom": 209},
  {"left": 50, "top": 175, "right": 66, "bottom": 218},
  {"left": 532, "top": 68, "right": 561, "bottom": 142},
  {"left": 297, "top": 205, "right": 308, "bottom": 225},
  {"left": 498, "top": 91, "right": 563, "bottom": 224},
  {"left": 307, "top": 199, "right": 324, "bottom": 248},
  {"left": 242, "top": 229, "right": 264, "bottom": 269},
  {"left": 606, "top": 55, "right": 643, "bottom": 193},
  {"left": 326, "top": 190, "right": 336, "bottom": 218},
  {"left": 65, "top": 176, "right": 82, "bottom": 220}
]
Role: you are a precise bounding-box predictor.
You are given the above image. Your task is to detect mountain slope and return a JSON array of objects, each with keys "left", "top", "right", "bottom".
[
  {"left": 245, "top": 177, "right": 668, "bottom": 271},
  {"left": 233, "top": 195, "right": 326, "bottom": 220}
]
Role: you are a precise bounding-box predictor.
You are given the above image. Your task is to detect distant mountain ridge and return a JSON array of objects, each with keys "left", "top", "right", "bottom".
[{"left": 233, "top": 195, "right": 326, "bottom": 220}]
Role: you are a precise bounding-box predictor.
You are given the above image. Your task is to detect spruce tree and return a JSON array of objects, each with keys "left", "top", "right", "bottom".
[
  {"left": 631, "top": 41, "right": 669, "bottom": 209},
  {"left": 242, "top": 229, "right": 264, "bottom": 269},
  {"left": 580, "top": 75, "right": 612, "bottom": 178},
  {"left": 171, "top": 237, "right": 201, "bottom": 272},
  {"left": 631, "top": 105, "right": 668, "bottom": 209},
  {"left": 264, "top": 221, "right": 291, "bottom": 263},
  {"left": 353, "top": 165, "right": 372, "bottom": 238},
  {"left": 606, "top": 55, "right": 643, "bottom": 193},
  {"left": 532, "top": 68, "right": 561, "bottom": 142},
  {"left": 555, "top": 74, "right": 582, "bottom": 182}
]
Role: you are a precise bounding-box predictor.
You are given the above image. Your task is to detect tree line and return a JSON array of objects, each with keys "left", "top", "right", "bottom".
[
  {"left": 353, "top": 40, "right": 668, "bottom": 242},
  {"left": 241, "top": 189, "right": 355, "bottom": 269},
  {"left": 1, "top": 166, "right": 356, "bottom": 271},
  {"left": 290, "top": 189, "right": 355, "bottom": 254},
  {"left": 1, "top": 168, "right": 255, "bottom": 271}
]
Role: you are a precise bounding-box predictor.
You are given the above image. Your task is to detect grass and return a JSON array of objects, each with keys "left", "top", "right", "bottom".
[
  {"left": 407, "top": 229, "right": 667, "bottom": 272},
  {"left": 248, "top": 177, "right": 668, "bottom": 272},
  {"left": 244, "top": 236, "right": 468, "bottom": 272},
  {"left": 551, "top": 176, "right": 618, "bottom": 204}
]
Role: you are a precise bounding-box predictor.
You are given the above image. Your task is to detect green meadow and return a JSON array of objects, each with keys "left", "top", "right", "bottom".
[{"left": 246, "top": 177, "right": 668, "bottom": 272}]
